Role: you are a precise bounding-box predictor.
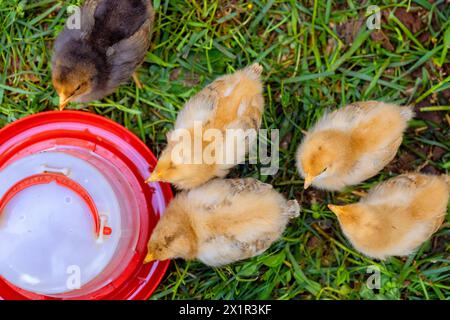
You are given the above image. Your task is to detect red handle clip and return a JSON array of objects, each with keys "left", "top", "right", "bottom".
[{"left": 0, "top": 173, "right": 112, "bottom": 238}]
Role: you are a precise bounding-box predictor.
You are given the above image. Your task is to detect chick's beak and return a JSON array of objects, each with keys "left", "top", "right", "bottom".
[
  {"left": 328, "top": 204, "right": 345, "bottom": 216},
  {"left": 145, "top": 171, "right": 162, "bottom": 183},
  {"left": 59, "top": 94, "right": 71, "bottom": 111},
  {"left": 144, "top": 252, "right": 155, "bottom": 264},
  {"left": 303, "top": 175, "right": 314, "bottom": 189}
]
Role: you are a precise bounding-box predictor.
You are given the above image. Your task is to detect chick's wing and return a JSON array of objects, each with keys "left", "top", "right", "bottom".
[{"left": 105, "top": 15, "right": 154, "bottom": 89}]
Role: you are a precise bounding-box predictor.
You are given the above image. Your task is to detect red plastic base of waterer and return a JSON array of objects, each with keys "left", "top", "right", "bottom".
[{"left": 0, "top": 111, "right": 172, "bottom": 300}]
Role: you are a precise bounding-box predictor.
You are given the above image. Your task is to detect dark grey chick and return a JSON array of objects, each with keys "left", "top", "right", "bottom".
[{"left": 52, "top": 0, "right": 155, "bottom": 110}]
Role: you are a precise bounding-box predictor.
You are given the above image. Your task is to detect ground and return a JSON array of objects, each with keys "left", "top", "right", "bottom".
[{"left": 0, "top": 0, "right": 449, "bottom": 300}]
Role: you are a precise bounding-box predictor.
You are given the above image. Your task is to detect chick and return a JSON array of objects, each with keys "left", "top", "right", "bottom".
[
  {"left": 145, "top": 178, "right": 300, "bottom": 267},
  {"left": 328, "top": 173, "right": 449, "bottom": 260},
  {"left": 147, "top": 63, "right": 264, "bottom": 189},
  {"left": 296, "top": 101, "right": 414, "bottom": 191},
  {"left": 52, "top": 0, "right": 154, "bottom": 110}
]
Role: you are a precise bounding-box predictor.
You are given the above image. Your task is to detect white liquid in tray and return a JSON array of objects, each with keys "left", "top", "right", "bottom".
[{"left": 0, "top": 152, "right": 122, "bottom": 295}]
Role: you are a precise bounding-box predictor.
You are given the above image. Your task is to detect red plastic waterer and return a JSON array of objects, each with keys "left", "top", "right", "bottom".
[{"left": 0, "top": 111, "right": 171, "bottom": 300}]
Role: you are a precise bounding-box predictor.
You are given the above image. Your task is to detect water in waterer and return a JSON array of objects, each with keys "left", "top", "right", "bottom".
[
  {"left": 0, "top": 152, "right": 124, "bottom": 295},
  {"left": 0, "top": 111, "right": 171, "bottom": 300}
]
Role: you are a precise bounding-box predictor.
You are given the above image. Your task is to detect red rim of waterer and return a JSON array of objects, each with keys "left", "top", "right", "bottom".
[{"left": 0, "top": 111, "right": 172, "bottom": 300}]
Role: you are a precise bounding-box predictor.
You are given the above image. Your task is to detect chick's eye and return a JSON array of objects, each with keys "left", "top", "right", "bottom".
[{"left": 75, "top": 82, "right": 85, "bottom": 92}]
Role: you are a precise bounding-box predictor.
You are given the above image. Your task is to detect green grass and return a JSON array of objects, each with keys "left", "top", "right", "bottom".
[{"left": 1, "top": 0, "right": 449, "bottom": 300}]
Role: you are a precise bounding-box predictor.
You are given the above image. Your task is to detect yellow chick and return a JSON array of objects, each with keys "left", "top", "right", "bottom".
[
  {"left": 146, "top": 63, "right": 264, "bottom": 189},
  {"left": 296, "top": 101, "right": 414, "bottom": 190},
  {"left": 328, "top": 173, "right": 449, "bottom": 260},
  {"left": 145, "top": 178, "right": 300, "bottom": 267}
]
